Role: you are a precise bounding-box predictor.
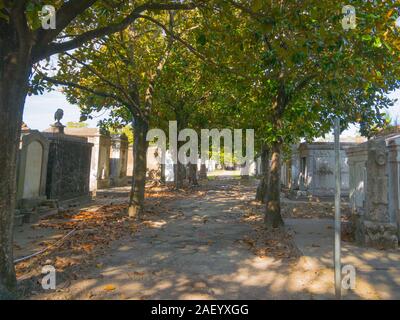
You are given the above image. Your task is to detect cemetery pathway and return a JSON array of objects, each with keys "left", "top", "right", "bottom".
[
  {"left": 23, "top": 177, "right": 399, "bottom": 300},
  {"left": 28, "top": 178, "right": 306, "bottom": 299}
]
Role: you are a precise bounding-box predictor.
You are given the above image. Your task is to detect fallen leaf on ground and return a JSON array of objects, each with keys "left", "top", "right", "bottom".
[{"left": 103, "top": 284, "right": 116, "bottom": 291}]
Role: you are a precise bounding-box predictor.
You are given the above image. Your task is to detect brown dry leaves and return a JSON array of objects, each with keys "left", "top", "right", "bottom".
[
  {"left": 145, "top": 184, "right": 207, "bottom": 201},
  {"left": 15, "top": 204, "right": 131, "bottom": 280},
  {"left": 281, "top": 201, "right": 351, "bottom": 219},
  {"left": 239, "top": 227, "right": 300, "bottom": 263},
  {"left": 238, "top": 201, "right": 300, "bottom": 263},
  {"left": 16, "top": 185, "right": 199, "bottom": 293}
]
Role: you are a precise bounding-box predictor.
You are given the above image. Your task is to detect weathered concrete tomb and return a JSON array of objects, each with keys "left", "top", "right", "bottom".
[
  {"left": 109, "top": 134, "right": 128, "bottom": 187},
  {"left": 347, "top": 134, "right": 400, "bottom": 249},
  {"left": 16, "top": 126, "right": 49, "bottom": 210},
  {"left": 64, "top": 128, "right": 111, "bottom": 191},
  {"left": 43, "top": 122, "right": 93, "bottom": 203},
  {"left": 287, "top": 142, "right": 356, "bottom": 198},
  {"left": 15, "top": 126, "right": 55, "bottom": 225}
]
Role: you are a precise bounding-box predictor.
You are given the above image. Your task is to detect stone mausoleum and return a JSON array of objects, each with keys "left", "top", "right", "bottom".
[
  {"left": 109, "top": 134, "right": 129, "bottom": 187},
  {"left": 15, "top": 124, "right": 56, "bottom": 225},
  {"left": 43, "top": 116, "right": 93, "bottom": 203},
  {"left": 347, "top": 134, "right": 400, "bottom": 249},
  {"left": 16, "top": 125, "right": 49, "bottom": 209},
  {"left": 64, "top": 127, "right": 111, "bottom": 191},
  {"left": 288, "top": 142, "right": 356, "bottom": 198}
]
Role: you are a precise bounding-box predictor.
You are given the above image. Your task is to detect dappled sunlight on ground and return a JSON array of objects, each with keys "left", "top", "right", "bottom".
[
  {"left": 14, "top": 176, "right": 400, "bottom": 300},
  {"left": 286, "top": 218, "right": 400, "bottom": 299}
]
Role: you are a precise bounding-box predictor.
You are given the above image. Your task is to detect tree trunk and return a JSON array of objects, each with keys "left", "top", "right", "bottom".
[
  {"left": 0, "top": 47, "right": 32, "bottom": 298},
  {"left": 174, "top": 162, "right": 185, "bottom": 189},
  {"left": 264, "top": 141, "right": 284, "bottom": 229},
  {"left": 188, "top": 163, "right": 198, "bottom": 186},
  {"left": 199, "top": 163, "right": 207, "bottom": 180},
  {"left": 181, "top": 161, "right": 187, "bottom": 180},
  {"left": 128, "top": 117, "right": 149, "bottom": 219},
  {"left": 173, "top": 140, "right": 186, "bottom": 189},
  {"left": 256, "top": 145, "right": 269, "bottom": 203},
  {"left": 160, "top": 163, "right": 166, "bottom": 185}
]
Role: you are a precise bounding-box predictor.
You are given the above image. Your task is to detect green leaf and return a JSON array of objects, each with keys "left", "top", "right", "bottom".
[
  {"left": 361, "top": 35, "right": 372, "bottom": 41},
  {"left": 26, "top": 2, "right": 35, "bottom": 12},
  {"left": 252, "top": 0, "right": 263, "bottom": 11},
  {"left": 197, "top": 34, "right": 207, "bottom": 46},
  {"left": 373, "top": 37, "right": 382, "bottom": 48}
]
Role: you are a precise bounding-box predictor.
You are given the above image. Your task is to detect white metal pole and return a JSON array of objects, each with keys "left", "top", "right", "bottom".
[{"left": 334, "top": 117, "right": 342, "bottom": 299}]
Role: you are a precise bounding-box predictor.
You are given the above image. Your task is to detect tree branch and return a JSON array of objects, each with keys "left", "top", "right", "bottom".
[
  {"left": 227, "top": 0, "right": 265, "bottom": 22},
  {"left": 10, "top": 1, "right": 31, "bottom": 51},
  {"left": 137, "top": 14, "right": 256, "bottom": 82},
  {"left": 143, "top": 11, "right": 175, "bottom": 115},
  {"left": 138, "top": 14, "right": 211, "bottom": 65},
  {"left": 40, "top": 73, "right": 130, "bottom": 108},
  {"left": 32, "top": 2, "right": 197, "bottom": 62},
  {"left": 34, "top": 0, "right": 97, "bottom": 49},
  {"left": 293, "top": 74, "right": 316, "bottom": 93},
  {"left": 62, "top": 51, "right": 137, "bottom": 108}
]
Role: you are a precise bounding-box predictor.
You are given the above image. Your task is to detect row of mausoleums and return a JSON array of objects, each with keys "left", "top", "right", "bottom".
[
  {"left": 16, "top": 120, "right": 218, "bottom": 224},
  {"left": 17, "top": 116, "right": 400, "bottom": 248},
  {"left": 16, "top": 123, "right": 129, "bottom": 223},
  {"left": 278, "top": 135, "right": 400, "bottom": 249}
]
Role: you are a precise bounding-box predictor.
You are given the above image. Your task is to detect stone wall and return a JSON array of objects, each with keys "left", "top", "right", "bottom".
[{"left": 346, "top": 134, "right": 400, "bottom": 249}]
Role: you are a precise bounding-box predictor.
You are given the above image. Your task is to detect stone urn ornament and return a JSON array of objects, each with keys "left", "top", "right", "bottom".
[
  {"left": 50, "top": 108, "right": 65, "bottom": 134},
  {"left": 54, "top": 108, "right": 64, "bottom": 125}
]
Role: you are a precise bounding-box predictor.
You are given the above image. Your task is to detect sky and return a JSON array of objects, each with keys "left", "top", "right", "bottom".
[
  {"left": 23, "top": 89, "right": 110, "bottom": 130},
  {"left": 23, "top": 88, "right": 400, "bottom": 135}
]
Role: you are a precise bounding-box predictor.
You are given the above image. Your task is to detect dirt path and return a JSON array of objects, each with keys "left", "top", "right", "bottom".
[
  {"left": 22, "top": 177, "right": 394, "bottom": 300},
  {"left": 23, "top": 178, "right": 307, "bottom": 300}
]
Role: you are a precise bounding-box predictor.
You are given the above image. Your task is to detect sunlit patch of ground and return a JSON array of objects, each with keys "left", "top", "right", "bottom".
[{"left": 15, "top": 176, "right": 399, "bottom": 300}]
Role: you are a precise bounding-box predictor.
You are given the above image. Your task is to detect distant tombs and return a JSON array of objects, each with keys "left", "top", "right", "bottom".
[{"left": 278, "top": 138, "right": 400, "bottom": 249}]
